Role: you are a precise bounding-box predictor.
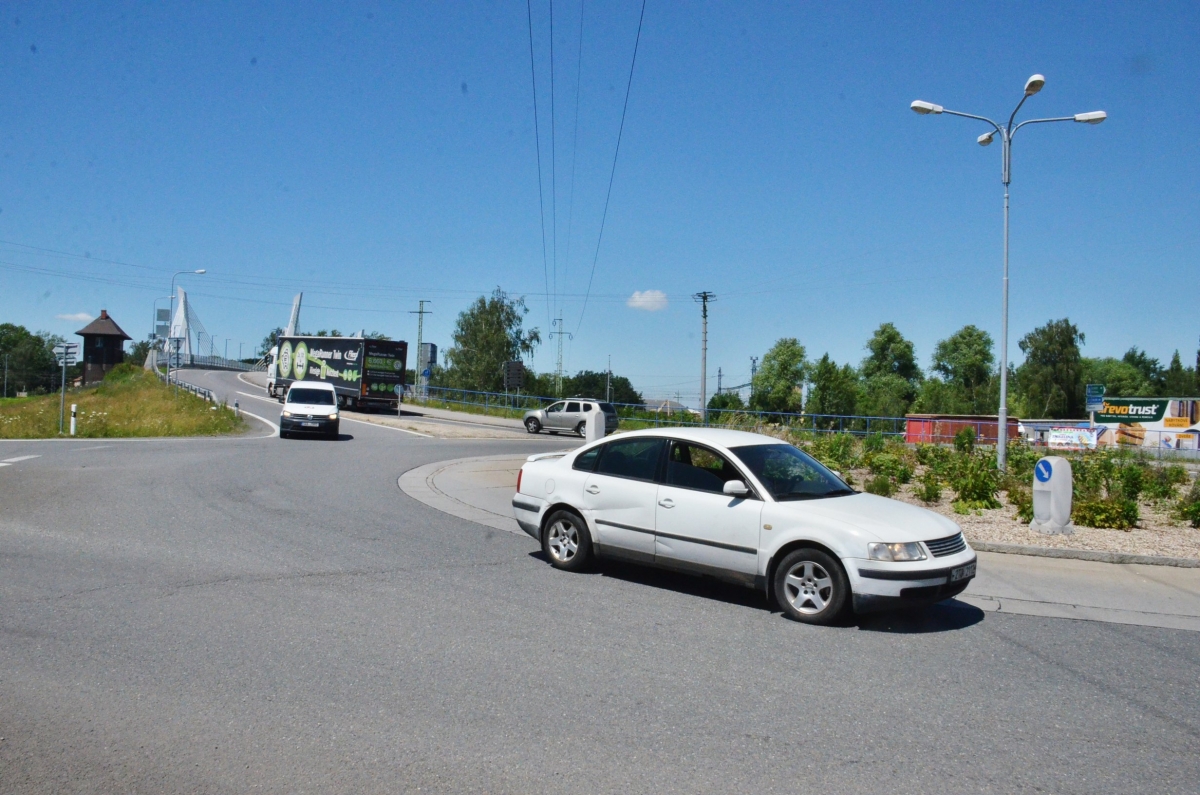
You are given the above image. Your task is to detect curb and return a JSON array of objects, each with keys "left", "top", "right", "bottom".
[{"left": 971, "top": 541, "right": 1200, "bottom": 568}]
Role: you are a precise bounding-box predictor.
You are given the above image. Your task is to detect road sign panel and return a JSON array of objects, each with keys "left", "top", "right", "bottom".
[{"left": 1085, "top": 383, "right": 1106, "bottom": 412}]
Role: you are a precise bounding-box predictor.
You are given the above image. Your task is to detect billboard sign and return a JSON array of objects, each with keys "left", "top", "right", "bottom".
[{"left": 1092, "top": 397, "right": 1200, "bottom": 450}]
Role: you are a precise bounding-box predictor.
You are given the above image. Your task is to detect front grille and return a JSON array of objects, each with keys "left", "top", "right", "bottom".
[{"left": 924, "top": 532, "right": 966, "bottom": 557}]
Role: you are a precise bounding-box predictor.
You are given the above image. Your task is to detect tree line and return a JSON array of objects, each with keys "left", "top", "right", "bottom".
[{"left": 711, "top": 319, "right": 1200, "bottom": 421}]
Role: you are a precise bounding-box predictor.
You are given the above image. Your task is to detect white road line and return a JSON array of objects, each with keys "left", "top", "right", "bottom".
[
  {"left": 340, "top": 416, "right": 432, "bottom": 438},
  {"left": 2, "top": 455, "right": 40, "bottom": 463},
  {"left": 239, "top": 409, "right": 280, "bottom": 435},
  {"left": 236, "top": 390, "right": 279, "bottom": 405}
]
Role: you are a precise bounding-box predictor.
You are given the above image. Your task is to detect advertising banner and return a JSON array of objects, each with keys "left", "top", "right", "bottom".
[
  {"left": 1048, "top": 427, "right": 1099, "bottom": 450},
  {"left": 1093, "top": 397, "right": 1200, "bottom": 450},
  {"left": 277, "top": 337, "right": 365, "bottom": 393},
  {"left": 362, "top": 339, "right": 407, "bottom": 399}
]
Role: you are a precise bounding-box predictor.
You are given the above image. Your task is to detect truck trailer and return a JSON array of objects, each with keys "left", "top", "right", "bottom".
[{"left": 267, "top": 336, "right": 408, "bottom": 410}]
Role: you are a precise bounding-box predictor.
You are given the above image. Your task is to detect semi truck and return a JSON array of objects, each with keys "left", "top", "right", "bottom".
[{"left": 267, "top": 336, "right": 408, "bottom": 411}]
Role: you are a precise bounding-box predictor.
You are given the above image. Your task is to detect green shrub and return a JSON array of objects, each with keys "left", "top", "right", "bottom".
[
  {"left": 868, "top": 453, "right": 913, "bottom": 484},
  {"left": 103, "top": 362, "right": 142, "bottom": 383},
  {"left": 1144, "top": 465, "right": 1188, "bottom": 501},
  {"left": 953, "top": 499, "right": 994, "bottom": 515},
  {"left": 1116, "top": 464, "right": 1145, "bottom": 502},
  {"left": 810, "top": 432, "right": 859, "bottom": 473},
  {"left": 916, "top": 471, "right": 942, "bottom": 504},
  {"left": 1176, "top": 479, "right": 1200, "bottom": 529},
  {"left": 1007, "top": 485, "right": 1034, "bottom": 523},
  {"left": 954, "top": 427, "right": 976, "bottom": 454},
  {"left": 862, "top": 432, "right": 886, "bottom": 455},
  {"left": 1073, "top": 497, "right": 1139, "bottom": 530},
  {"left": 864, "top": 474, "right": 895, "bottom": 497},
  {"left": 950, "top": 454, "right": 1000, "bottom": 509},
  {"left": 1004, "top": 443, "right": 1040, "bottom": 482}
]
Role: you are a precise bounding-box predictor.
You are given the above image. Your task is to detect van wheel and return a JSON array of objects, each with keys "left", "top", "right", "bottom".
[
  {"left": 542, "top": 510, "right": 592, "bottom": 571},
  {"left": 525, "top": 418, "right": 541, "bottom": 433},
  {"left": 773, "top": 548, "right": 848, "bottom": 625}
]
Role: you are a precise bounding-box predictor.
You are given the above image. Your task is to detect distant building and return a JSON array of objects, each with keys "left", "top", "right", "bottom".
[{"left": 76, "top": 309, "right": 132, "bottom": 385}]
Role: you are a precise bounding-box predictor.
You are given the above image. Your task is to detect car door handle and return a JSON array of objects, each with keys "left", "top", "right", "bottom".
[
  {"left": 586, "top": 485, "right": 600, "bottom": 494},
  {"left": 658, "top": 499, "right": 674, "bottom": 508}
]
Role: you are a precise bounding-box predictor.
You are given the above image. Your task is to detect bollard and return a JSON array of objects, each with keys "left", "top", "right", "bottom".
[
  {"left": 70, "top": 404, "right": 77, "bottom": 436},
  {"left": 234, "top": 400, "right": 239, "bottom": 417},
  {"left": 1031, "top": 456, "right": 1074, "bottom": 535},
  {"left": 584, "top": 407, "right": 606, "bottom": 442}
]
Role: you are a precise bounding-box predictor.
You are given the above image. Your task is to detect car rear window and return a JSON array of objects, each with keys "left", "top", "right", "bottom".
[
  {"left": 595, "top": 438, "right": 663, "bottom": 481},
  {"left": 288, "top": 388, "right": 335, "bottom": 405},
  {"left": 599, "top": 403, "right": 616, "bottom": 414}
]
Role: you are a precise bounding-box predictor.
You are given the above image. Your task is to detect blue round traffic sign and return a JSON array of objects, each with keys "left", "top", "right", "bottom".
[{"left": 1035, "top": 460, "right": 1053, "bottom": 483}]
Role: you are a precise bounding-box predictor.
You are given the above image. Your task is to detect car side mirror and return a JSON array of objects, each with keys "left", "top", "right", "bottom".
[{"left": 723, "top": 480, "right": 750, "bottom": 497}]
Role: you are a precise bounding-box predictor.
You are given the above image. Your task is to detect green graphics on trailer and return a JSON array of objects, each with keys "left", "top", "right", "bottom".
[
  {"left": 278, "top": 337, "right": 364, "bottom": 390},
  {"left": 362, "top": 339, "right": 408, "bottom": 397}
]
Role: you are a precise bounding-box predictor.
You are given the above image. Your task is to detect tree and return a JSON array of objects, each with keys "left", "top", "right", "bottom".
[
  {"left": 127, "top": 340, "right": 151, "bottom": 367},
  {"left": 749, "top": 338, "right": 807, "bottom": 413},
  {"left": 260, "top": 327, "right": 283, "bottom": 355},
  {"left": 444, "top": 289, "right": 541, "bottom": 393},
  {"left": 364, "top": 331, "right": 391, "bottom": 340},
  {"left": 805, "top": 354, "right": 859, "bottom": 426},
  {"left": 1080, "top": 357, "right": 1155, "bottom": 398},
  {"left": 564, "top": 370, "right": 643, "bottom": 405},
  {"left": 861, "top": 323, "right": 922, "bottom": 384},
  {"left": 707, "top": 391, "right": 746, "bottom": 412},
  {"left": 1014, "top": 318, "right": 1085, "bottom": 419},
  {"left": 1163, "top": 350, "right": 1197, "bottom": 396},
  {"left": 0, "top": 323, "right": 60, "bottom": 394},
  {"left": 860, "top": 323, "right": 921, "bottom": 416},
  {"left": 1121, "top": 347, "right": 1165, "bottom": 395},
  {"left": 931, "top": 325, "right": 994, "bottom": 410}
]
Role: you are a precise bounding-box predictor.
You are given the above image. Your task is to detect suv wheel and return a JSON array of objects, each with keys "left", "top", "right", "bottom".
[
  {"left": 525, "top": 417, "right": 542, "bottom": 434},
  {"left": 574, "top": 421, "right": 586, "bottom": 436},
  {"left": 773, "top": 548, "right": 848, "bottom": 625},
  {"left": 542, "top": 510, "right": 592, "bottom": 571}
]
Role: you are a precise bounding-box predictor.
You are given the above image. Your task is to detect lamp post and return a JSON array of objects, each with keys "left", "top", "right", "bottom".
[
  {"left": 911, "top": 75, "right": 1105, "bottom": 472},
  {"left": 168, "top": 269, "right": 206, "bottom": 388}
]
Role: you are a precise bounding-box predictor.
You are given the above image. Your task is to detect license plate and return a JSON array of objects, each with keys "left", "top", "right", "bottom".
[
  {"left": 949, "top": 562, "right": 976, "bottom": 582},
  {"left": 301, "top": 422, "right": 319, "bottom": 427}
]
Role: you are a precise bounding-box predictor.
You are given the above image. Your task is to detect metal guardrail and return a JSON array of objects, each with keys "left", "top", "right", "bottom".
[
  {"left": 152, "top": 365, "right": 220, "bottom": 404},
  {"left": 166, "top": 353, "right": 266, "bottom": 372}
]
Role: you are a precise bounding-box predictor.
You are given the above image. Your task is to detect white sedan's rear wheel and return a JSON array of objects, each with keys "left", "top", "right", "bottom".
[
  {"left": 773, "top": 548, "right": 848, "bottom": 625},
  {"left": 542, "top": 510, "right": 591, "bottom": 571}
]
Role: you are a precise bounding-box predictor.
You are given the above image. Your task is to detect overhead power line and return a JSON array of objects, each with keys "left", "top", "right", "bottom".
[
  {"left": 561, "top": 0, "right": 585, "bottom": 295},
  {"left": 576, "top": 0, "right": 648, "bottom": 335},
  {"left": 526, "top": 0, "right": 553, "bottom": 330}
]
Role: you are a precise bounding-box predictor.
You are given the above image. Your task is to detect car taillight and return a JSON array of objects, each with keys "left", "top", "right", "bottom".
[{"left": 516, "top": 468, "right": 523, "bottom": 493}]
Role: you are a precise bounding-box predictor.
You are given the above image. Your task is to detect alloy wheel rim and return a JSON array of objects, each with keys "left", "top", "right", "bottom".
[
  {"left": 548, "top": 520, "right": 579, "bottom": 562},
  {"left": 783, "top": 560, "right": 833, "bottom": 614}
]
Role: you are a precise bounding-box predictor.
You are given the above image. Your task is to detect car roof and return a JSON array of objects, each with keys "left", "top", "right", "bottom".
[
  {"left": 603, "top": 426, "right": 784, "bottom": 449},
  {"left": 288, "top": 382, "right": 335, "bottom": 390}
]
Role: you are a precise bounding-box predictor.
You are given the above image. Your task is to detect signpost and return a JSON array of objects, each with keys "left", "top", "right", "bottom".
[
  {"left": 1086, "top": 383, "right": 1105, "bottom": 429},
  {"left": 53, "top": 343, "right": 78, "bottom": 434}
]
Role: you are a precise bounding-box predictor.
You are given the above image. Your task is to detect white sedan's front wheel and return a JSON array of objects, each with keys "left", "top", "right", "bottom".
[{"left": 773, "top": 548, "right": 848, "bottom": 625}]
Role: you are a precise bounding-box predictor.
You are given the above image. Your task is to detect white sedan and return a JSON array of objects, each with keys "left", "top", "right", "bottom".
[{"left": 512, "top": 428, "right": 976, "bottom": 624}]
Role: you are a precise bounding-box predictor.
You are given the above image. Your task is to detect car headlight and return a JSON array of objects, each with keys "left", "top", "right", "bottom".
[
  {"left": 329, "top": 412, "right": 338, "bottom": 420},
  {"left": 282, "top": 410, "right": 293, "bottom": 418},
  {"left": 868, "top": 542, "right": 927, "bottom": 562}
]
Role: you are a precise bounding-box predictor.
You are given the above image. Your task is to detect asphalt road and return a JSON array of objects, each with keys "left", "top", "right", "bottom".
[{"left": 1, "top": 370, "right": 1197, "bottom": 794}]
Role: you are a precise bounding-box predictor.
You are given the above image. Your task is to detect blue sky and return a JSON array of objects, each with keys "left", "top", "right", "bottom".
[{"left": 2, "top": 1, "right": 1197, "bottom": 402}]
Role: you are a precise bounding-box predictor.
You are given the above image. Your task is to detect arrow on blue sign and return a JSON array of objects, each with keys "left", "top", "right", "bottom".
[{"left": 1035, "top": 460, "right": 1053, "bottom": 483}]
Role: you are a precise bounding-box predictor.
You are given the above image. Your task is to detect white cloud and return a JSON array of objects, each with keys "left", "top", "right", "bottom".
[
  {"left": 56, "top": 312, "right": 94, "bottom": 323},
  {"left": 627, "top": 290, "right": 668, "bottom": 312}
]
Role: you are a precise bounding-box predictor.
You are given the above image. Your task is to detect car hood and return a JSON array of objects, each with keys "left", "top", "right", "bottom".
[
  {"left": 777, "top": 492, "right": 961, "bottom": 543},
  {"left": 286, "top": 403, "right": 337, "bottom": 414}
]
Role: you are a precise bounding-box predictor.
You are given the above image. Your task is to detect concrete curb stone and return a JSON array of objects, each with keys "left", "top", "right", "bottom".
[{"left": 970, "top": 540, "right": 1200, "bottom": 568}]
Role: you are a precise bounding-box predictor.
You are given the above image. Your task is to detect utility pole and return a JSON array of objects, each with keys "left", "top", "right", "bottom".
[
  {"left": 549, "top": 312, "right": 572, "bottom": 396},
  {"left": 3, "top": 354, "right": 7, "bottom": 398},
  {"left": 409, "top": 300, "right": 432, "bottom": 397},
  {"left": 606, "top": 355, "right": 612, "bottom": 403},
  {"left": 693, "top": 292, "right": 715, "bottom": 424},
  {"left": 750, "top": 356, "right": 759, "bottom": 402},
  {"left": 717, "top": 367, "right": 723, "bottom": 396}
]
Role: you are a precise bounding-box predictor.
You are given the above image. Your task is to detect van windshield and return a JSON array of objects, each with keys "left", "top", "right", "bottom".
[{"left": 288, "top": 388, "right": 336, "bottom": 405}]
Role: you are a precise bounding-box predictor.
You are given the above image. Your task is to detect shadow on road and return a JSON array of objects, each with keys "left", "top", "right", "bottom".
[
  {"left": 529, "top": 551, "right": 983, "bottom": 633},
  {"left": 279, "top": 434, "right": 355, "bottom": 442},
  {"left": 853, "top": 599, "right": 985, "bottom": 633}
]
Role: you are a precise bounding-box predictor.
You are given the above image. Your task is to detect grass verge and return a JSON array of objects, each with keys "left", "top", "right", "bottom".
[{"left": 0, "top": 364, "right": 244, "bottom": 438}]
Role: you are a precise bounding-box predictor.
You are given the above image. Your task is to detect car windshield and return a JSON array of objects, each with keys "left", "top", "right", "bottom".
[
  {"left": 729, "top": 444, "right": 854, "bottom": 501},
  {"left": 288, "top": 388, "right": 335, "bottom": 405}
]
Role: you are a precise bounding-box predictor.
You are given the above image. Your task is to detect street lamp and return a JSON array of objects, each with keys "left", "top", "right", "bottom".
[
  {"left": 168, "top": 269, "right": 206, "bottom": 387},
  {"left": 911, "top": 75, "right": 1105, "bottom": 472}
]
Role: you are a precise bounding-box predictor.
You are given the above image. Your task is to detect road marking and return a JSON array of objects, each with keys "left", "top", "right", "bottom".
[
  {"left": 1, "top": 455, "right": 40, "bottom": 463},
  {"left": 239, "top": 409, "right": 280, "bottom": 435},
  {"left": 341, "top": 416, "right": 432, "bottom": 438}
]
